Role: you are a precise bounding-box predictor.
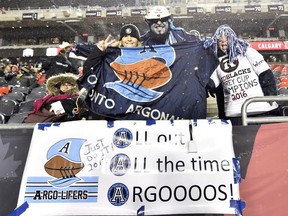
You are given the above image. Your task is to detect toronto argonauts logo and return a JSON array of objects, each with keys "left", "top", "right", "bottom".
[
  {"left": 220, "top": 56, "right": 239, "bottom": 73},
  {"left": 44, "top": 138, "right": 86, "bottom": 188},
  {"left": 110, "top": 153, "right": 131, "bottom": 176},
  {"left": 107, "top": 183, "right": 129, "bottom": 206},
  {"left": 106, "top": 45, "right": 176, "bottom": 102},
  {"left": 113, "top": 128, "right": 133, "bottom": 148}
]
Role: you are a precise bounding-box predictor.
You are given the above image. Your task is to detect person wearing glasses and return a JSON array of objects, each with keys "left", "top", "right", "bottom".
[
  {"left": 23, "top": 73, "right": 83, "bottom": 123},
  {"left": 141, "top": 6, "right": 200, "bottom": 45}
]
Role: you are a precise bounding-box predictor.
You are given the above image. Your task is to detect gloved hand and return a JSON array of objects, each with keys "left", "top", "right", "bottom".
[{"left": 206, "top": 78, "right": 216, "bottom": 98}]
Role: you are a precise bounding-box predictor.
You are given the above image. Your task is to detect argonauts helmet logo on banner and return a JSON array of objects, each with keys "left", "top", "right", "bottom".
[
  {"left": 110, "top": 153, "right": 131, "bottom": 176},
  {"left": 113, "top": 128, "right": 133, "bottom": 148},
  {"left": 108, "top": 183, "right": 129, "bottom": 206}
]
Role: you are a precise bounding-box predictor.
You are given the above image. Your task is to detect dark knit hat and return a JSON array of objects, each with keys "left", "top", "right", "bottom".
[{"left": 120, "top": 24, "right": 140, "bottom": 40}]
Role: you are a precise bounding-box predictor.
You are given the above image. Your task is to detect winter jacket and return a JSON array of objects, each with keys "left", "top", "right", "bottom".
[{"left": 42, "top": 54, "right": 78, "bottom": 79}]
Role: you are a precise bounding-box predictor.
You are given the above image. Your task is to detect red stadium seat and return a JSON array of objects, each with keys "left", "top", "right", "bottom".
[
  {"left": 269, "top": 64, "right": 279, "bottom": 70},
  {"left": 273, "top": 64, "right": 284, "bottom": 73},
  {"left": 36, "top": 73, "right": 46, "bottom": 85},
  {"left": 281, "top": 65, "right": 288, "bottom": 75},
  {"left": 0, "top": 86, "right": 10, "bottom": 96},
  {"left": 278, "top": 82, "right": 288, "bottom": 88}
]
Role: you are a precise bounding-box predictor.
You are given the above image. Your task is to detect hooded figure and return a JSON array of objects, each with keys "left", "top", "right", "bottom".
[
  {"left": 24, "top": 73, "right": 81, "bottom": 123},
  {"left": 46, "top": 73, "right": 79, "bottom": 96}
]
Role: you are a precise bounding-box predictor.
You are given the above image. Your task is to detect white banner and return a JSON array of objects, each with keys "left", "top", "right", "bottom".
[{"left": 17, "top": 120, "right": 240, "bottom": 215}]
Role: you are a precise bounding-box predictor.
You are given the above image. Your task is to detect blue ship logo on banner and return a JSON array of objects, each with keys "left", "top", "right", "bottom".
[
  {"left": 106, "top": 45, "right": 175, "bottom": 102},
  {"left": 44, "top": 138, "right": 86, "bottom": 188}
]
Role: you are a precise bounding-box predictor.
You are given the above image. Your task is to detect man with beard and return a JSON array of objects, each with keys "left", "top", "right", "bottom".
[{"left": 141, "top": 6, "right": 199, "bottom": 45}]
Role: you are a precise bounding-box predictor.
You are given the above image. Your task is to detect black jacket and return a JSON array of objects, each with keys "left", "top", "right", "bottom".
[{"left": 42, "top": 54, "right": 78, "bottom": 79}]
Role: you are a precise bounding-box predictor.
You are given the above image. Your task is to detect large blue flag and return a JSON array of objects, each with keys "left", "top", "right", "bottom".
[{"left": 80, "top": 42, "right": 218, "bottom": 120}]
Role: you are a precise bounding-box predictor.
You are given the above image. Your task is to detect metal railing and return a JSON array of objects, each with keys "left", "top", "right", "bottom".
[
  {"left": 241, "top": 95, "right": 288, "bottom": 126},
  {"left": 0, "top": 123, "right": 35, "bottom": 130},
  {"left": 1, "top": 96, "right": 288, "bottom": 128}
]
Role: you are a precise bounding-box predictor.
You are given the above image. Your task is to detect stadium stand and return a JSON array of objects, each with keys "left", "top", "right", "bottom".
[
  {"left": 7, "top": 112, "right": 29, "bottom": 124},
  {"left": 18, "top": 100, "right": 35, "bottom": 113},
  {"left": 0, "top": 113, "right": 5, "bottom": 124},
  {"left": 25, "top": 90, "right": 47, "bottom": 102},
  {"left": 0, "top": 99, "right": 19, "bottom": 122},
  {"left": 11, "top": 86, "right": 31, "bottom": 95},
  {"left": 2, "top": 91, "right": 26, "bottom": 103}
]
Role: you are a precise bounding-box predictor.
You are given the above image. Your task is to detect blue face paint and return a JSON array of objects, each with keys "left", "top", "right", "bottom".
[{"left": 150, "top": 20, "right": 169, "bottom": 35}]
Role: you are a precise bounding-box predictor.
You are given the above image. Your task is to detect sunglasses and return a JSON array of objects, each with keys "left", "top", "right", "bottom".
[{"left": 148, "top": 17, "right": 170, "bottom": 24}]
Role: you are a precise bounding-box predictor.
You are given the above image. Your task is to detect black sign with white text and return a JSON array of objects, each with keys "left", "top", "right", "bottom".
[
  {"left": 106, "top": 10, "right": 122, "bottom": 16},
  {"left": 22, "top": 13, "right": 38, "bottom": 20},
  {"left": 268, "top": 4, "right": 285, "bottom": 12},
  {"left": 215, "top": 6, "right": 231, "bottom": 13},
  {"left": 131, "top": 9, "right": 146, "bottom": 16},
  {"left": 86, "top": 10, "right": 102, "bottom": 17},
  {"left": 244, "top": 5, "right": 261, "bottom": 12},
  {"left": 187, "top": 7, "right": 204, "bottom": 15}
]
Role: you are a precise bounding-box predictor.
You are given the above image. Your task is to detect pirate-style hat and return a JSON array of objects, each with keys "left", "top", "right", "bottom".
[{"left": 120, "top": 24, "right": 140, "bottom": 40}]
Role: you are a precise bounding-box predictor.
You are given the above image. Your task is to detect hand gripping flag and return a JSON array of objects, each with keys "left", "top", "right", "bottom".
[{"left": 79, "top": 42, "right": 218, "bottom": 120}]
